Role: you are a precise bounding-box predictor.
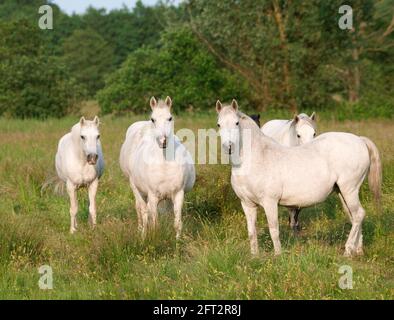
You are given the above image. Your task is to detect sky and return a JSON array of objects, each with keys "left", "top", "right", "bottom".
[{"left": 51, "top": 0, "right": 174, "bottom": 15}]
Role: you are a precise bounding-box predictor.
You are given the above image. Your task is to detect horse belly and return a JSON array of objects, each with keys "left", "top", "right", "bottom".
[{"left": 279, "top": 177, "right": 334, "bottom": 207}]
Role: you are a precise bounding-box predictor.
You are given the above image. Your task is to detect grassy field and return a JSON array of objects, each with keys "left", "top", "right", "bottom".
[{"left": 0, "top": 113, "right": 393, "bottom": 299}]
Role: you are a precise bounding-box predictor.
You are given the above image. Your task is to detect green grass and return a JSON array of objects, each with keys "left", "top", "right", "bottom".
[{"left": 0, "top": 114, "right": 393, "bottom": 299}]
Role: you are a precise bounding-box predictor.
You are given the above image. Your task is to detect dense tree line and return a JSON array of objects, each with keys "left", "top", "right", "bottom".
[
  {"left": 187, "top": 0, "right": 394, "bottom": 114},
  {"left": 0, "top": 0, "right": 393, "bottom": 118},
  {"left": 97, "top": 26, "right": 248, "bottom": 114}
]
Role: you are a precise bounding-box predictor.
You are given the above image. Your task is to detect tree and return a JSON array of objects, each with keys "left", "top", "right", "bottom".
[
  {"left": 320, "top": 0, "right": 394, "bottom": 103},
  {"left": 0, "top": 20, "right": 81, "bottom": 118},
  {"left": 97, "top": 26, "right": 248, "bottom": 114},
  {"left": 0, "top": 0, "right": 46, "bottom": 20},
  {"left": 62, "top": 28, "right": 115, "bottom": 97},
  {"left": 187, "top": 0, "right": 394, "bottom": 111},
  {"left": 81, "top": 2, "right": 178, "bottom": 67},
  {"left": 187, "top": 0, "right": 329, "bottom": 111}
]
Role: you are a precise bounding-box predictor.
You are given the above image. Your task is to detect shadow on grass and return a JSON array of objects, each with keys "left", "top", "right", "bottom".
[{"left": 255, "top": 192, "right": 389, "bottom": 253}]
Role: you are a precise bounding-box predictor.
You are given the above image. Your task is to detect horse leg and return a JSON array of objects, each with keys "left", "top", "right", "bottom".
[
  {"left": 147, "top": 193, "right": 159, "bottom": 231},
  {"left": 173, "top": 190, "right": 184, "bottom": 240},
  {"left": 339, "top": 190, "right": 365, "bottom": 257},
  {"left": 338, "top": 192, "right": 353, "bottom": 222},
  {"left": 66, "top": 180, "right": 78, "bottom": 234},
  {"left": 129, "top": 179, "right": 148, "bottom": 236},
  {"left": 338, "top": 189, "right": 363, "bottom": 253},
  {"left": 88, "top": 178, "right": 98, "bottom": 228},
  {"left": 241, "top": 201, "right": 258, "bottom": 255},
  {"left": 261, "top": 199, "right": 281, "bottom": 255},
  {"left": 288, "top": 208, "right": 301, "bottom": 233}
]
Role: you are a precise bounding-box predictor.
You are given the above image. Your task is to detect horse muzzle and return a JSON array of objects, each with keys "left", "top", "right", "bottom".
[
  {"left": 222, "top": 142, "right": 234, "bottom": 155},
  {"left": 158, "top": 137, "right": 168, "bottom": 149},
  {"left": 87, "top": 153, "right": 98, "bottom": 165}
]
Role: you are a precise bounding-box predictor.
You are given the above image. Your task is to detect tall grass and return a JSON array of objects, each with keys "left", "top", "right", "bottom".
[{"left": 0, "top": 115, "right": 393, "bottom": 299}]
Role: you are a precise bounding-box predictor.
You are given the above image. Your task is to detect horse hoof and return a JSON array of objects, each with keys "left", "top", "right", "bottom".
[
  {"left": 343, "top": 249, "right": 354, "bottom": 258},
  {"left": 292, "top": 226, "right": 301, "bottom": 234}
]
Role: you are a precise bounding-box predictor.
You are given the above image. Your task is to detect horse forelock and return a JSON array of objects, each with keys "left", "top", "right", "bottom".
[
  {"left": 150, "top": 100, "right": 172, "bottom": 121},
  {"left": 71, "top": 121, "right": 99, "bottom": 138},
  {"left": 218, "top": 105, "right": 235, "bottom": 116},
  {"left": 297, "top": 116, "right": 317, "bottom": 131},
  {"left": 156, "top": 99, "right": 170, "bottom": 109},
  {"left": 83, "top": 120, "right": 99, "bottom": 128},
  {"left": 219, "top": 106, "right": 260, "bottom": 131}
]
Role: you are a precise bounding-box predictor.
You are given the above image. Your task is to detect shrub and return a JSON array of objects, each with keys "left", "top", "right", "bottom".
[
  {"left": 0, "top": 20, "right": 81, "bottom": 118},
  {"left": 62, "top": 28, "right": 115, "bottom": 97},
  {"left": 97, "top": 26, "right": 249, "bottom": 114}
]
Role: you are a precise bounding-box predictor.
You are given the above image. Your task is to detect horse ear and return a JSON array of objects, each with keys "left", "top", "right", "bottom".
[
  {"left": 231, "top": 99, "right": 238, "bottom": 111},
  {"left": 293, "top": 114, "right": 300, "bottom": 123},
  {"left": 310, "top": 112, "right": 316, "bottom": 121},
  {"left": 93, "top": 116, "right": 100, "bottom": 126},
  {"left": 80, "top": 116, "right": 86, "bottom": 126},
  {"left": 216, "top": 100, "right": 222, "bottom": 113},
  {"left": 150, "top": 97, "right": 157, "bottom": 110},
  {"left": 165, "top": 96, "right": 172, "bottom": 109}
]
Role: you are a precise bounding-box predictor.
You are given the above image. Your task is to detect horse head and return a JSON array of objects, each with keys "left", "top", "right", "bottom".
[
  {"left": 150, "top": 96, "right": 174, "bottom": 149},
  {"left": 79, "top": 116, "right": 101, "bottom": 165},
  {"left": 293, "top": 112, "right": 317, "bottom": 144}
]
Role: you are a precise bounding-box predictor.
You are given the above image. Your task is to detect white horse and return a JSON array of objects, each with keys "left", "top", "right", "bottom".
[
  {"left": 56, "top": 116, "right": 104, "bottom": 233},
  {"left": 261, "top": 113, "right": 317, "bottom": 231},
  {"left": 119, "top": 96, "right": 195, "bottom": 239},
  {"left": 216, "top": 100, "right": 381, "bottom": 257},
  {"left": 261, "top": 113, "right": 317, "bottom": 146}
]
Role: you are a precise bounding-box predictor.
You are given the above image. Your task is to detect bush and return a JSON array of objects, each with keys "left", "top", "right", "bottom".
[
  {"left": 0, "top": 20, "right": 81, "bottom": 118},
  {"left": 97, "top": 26, "right": 249, "bottom": 114},
  {"left": 62, "top": 28, "right": 115, "bottom": 97}
]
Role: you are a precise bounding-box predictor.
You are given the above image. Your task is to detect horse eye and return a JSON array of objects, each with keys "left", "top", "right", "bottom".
[
  {"left": 151, "top": 118, "right": 155, "bottom": 123},
  {"left": 80, "top": 135, "right": 85, "bottom": 140},
  {"left": 97, "top": 135, "right": 100, "bottom": 139},
  {"left": 168, "top": 117, "right": 172, "bottom": 121},
  {"left": 313, "top": 133, "right": 316, "bottom": 137},
  {"left": 236, "top": 121, "right": 239, "bottom": 126},
  {"left": 297, "top": 134, "right": 301, "bottom": 138},
  {"left": 217, "top": 123, "right": 220, "bottom": 128}
]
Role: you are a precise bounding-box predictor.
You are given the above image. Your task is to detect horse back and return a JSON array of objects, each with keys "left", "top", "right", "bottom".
[
  {"left": 261, "top": 119, "right": 294, "bottom": 145},
  {"left": 261, "top": 119, "right": 289, "bottom": 135},
  {"left": 312, "top": 132, "right": 370, "bottom": 176}
]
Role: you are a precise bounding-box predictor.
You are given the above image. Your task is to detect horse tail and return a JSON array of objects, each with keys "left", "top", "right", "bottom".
[
  {"left": 360, "top": 136, "right": 382, "bottom": 211},
  {"left": 41, "top": 174, "right": 65, "bottom": 196}
]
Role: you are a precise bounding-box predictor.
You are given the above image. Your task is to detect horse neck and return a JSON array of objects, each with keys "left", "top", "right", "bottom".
[{"left": 237, "top": 116, "right": 274, "bottom": 164}]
